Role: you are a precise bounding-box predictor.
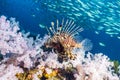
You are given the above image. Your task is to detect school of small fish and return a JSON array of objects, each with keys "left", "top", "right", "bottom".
[{"left": 40, "top": 0, "right": 120, "bottom": 38}]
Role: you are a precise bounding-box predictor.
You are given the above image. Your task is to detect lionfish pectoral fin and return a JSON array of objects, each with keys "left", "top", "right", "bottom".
[{"left": 81, "top": 39, "right": 93, "bottom": 51}]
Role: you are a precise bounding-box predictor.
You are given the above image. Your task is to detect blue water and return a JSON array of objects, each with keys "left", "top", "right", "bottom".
[{"left": 0, "top": 0, "right": 120, "bottom": 61}]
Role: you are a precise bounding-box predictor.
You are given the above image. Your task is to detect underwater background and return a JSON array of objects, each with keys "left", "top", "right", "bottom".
[{"left": 0, "top": 0, "right": 120, "bottom": 62}]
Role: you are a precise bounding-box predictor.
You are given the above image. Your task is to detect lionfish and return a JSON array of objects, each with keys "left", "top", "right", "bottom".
[{"left": 44, "top": 19, "right": 83, "bottom": 62}]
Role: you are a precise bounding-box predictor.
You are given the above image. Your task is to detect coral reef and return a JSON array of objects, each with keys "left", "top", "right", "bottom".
[{"left": 0, "top": 16, "right": 120, "bottom": 80}]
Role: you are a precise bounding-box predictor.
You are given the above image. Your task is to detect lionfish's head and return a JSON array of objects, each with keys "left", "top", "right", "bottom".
[{"left": 44, "top": 19, "right": 83, "bottom": 53}]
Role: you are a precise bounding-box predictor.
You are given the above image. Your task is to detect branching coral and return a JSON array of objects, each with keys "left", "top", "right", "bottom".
[{"left": 0, "top": 16, "right": 119, "bottom": 80}]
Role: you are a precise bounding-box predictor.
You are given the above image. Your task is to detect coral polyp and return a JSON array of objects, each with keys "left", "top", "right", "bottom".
[{"left": 44, "top": 19, "right": 83, "bottom": 61}]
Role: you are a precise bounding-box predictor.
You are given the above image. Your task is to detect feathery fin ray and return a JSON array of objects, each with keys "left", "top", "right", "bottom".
[{"left": 46, "top": 19, "right": 83, "bottom": 37}]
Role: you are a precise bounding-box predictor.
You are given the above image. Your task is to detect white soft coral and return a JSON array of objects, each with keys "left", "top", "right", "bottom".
[
  {"left": 0, "top": 16, "right": 28, "bottom": 55},
  {"left": 0, "top": 64, "right": 23, "bottom": 80}
]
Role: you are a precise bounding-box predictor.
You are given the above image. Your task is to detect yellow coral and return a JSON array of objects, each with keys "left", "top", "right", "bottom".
[{"left": 44, "top": 69, "right": 58, "bottom": 78}]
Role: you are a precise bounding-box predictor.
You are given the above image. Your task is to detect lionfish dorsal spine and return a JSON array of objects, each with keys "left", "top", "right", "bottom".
[
  {"left": 67, "top": 23, "right": 76, "bottom": 36},
  {"left": 46, "top": 19, "right": 83, "bottom": 37},
  {"left": 61, "top": 19, "right": 69, "bottom": 33},
  {"left": 45, "top": 26, "right": 51, "bottom": 36},
  {"left": 58, "top": 25, "right": 62, "bottom": 34},
  {"left": 69, "top": 26, "right": 80, "bottom": 36},
  {"left": 56, "top": 19, "right": 59, "bottom": 33},
  {"left": 58, "top": 18, "right": 64, "bottom": 34},
  {"left": 49, "top": 27, "right": 54, "bottom": 35},
  {"left": 66, "top": 21, "right": 75, "bottom": 35},
  {"left": 70, "top": 27, "right": 83, "bottom": 37},
  {"left": 64, "top": 20, "right": 72, "bottom": 33},
  {"left": 63, "top": 19, "right": 71, "bottom": 33},
  {"left": 50, "top": 22, "right": 56, "bottom": 34}
]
